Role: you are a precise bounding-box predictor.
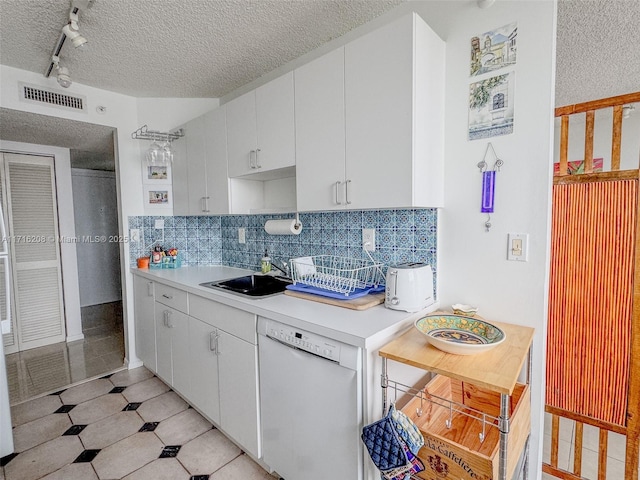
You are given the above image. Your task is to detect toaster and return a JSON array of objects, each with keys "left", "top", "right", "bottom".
[{"left": 385, "top": 263, "right": 434, "bottom": 312}]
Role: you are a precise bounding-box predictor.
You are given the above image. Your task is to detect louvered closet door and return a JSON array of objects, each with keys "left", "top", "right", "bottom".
[
  {"left": 3, "top": 153, "right": 65, "bottom": 351},
  {"left": 0, "top": 155, "right": 17, "bottom": 354}
]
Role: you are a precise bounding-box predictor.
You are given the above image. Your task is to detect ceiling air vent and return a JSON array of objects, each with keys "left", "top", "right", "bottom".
[{"left": 19, "top": 82, "right": 87, "bottom": 113}]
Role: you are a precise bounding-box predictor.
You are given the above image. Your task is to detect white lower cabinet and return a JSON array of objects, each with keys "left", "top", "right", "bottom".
[
  {"left": 217, "top": 329, "right": 259, "bottom": 457},
  {"left": 133, "top": 276, "right": 156, "bottom": 371},
  {"left": 154, "top": 305, "right": 191, "bottom": 398},
  {"left": 189, "top": 294, "right": 260, "bottom": 459},
  {"left": 188, "top": 316, "right": 221, "bottom": 425},
  {"left": 135, "top": 278, "right": 262, "bottom": 460}
]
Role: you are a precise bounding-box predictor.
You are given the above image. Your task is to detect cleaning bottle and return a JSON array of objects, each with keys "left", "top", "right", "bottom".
[{"left": 261, "top": 249, "right": 271, "bottom": 274}]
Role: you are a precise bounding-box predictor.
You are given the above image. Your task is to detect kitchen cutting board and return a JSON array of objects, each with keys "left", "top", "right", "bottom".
[{"left": 284, "top": 290, "right": 385, "bottom": 310}]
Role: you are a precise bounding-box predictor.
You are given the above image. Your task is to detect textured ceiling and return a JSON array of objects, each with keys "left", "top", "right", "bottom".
[
  {"left": 0, "top": 108, "right": 116, "bottom": 170},
  {"left": 0, "top": 1, "right": 639, "bottom": 162},
  {"left": 0, "top": 0, "right": 403, "bottom": 98},
  {"left": 555, "top": 0, "right": 640, "bottom": 106}
]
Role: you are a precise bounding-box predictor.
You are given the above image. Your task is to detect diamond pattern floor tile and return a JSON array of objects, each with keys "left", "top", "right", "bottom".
[
  {"left": 60, "top": 378, "right": 114, "bottom": 405},
  {"left": 91, "top": 432, "right": 163, "bottom": 480},
  {"left": 12, "top": 413, "right": 71, "bottom": 453},
  {"left": 68, "top": 393, "right": 128, "bottom": 425},
  {"left": 79, "top": 411, "right": 144, "bottom": 450},
  {"left": 10, "top": 395, "right": 62, "bottom": 427},
  {"left": 4, "top": 436, "right": 84, "bottom": 480},
  {"left": 109, "top": 367, "right": 154, "bottom": 387},
  {"left": 122, "top": 377, "right": 170, "bottom": 403},
  {"left": 121, "top": 457, "right": 191, "bottom": 480},
  {"left": 154, "top": 409, "right": 212, "bottom": 446},
  {"left": 40, "top": 462, "right": 99, "bottom": 480},
  {"left": 178, "top": 430, "right": 241, "bottom": 476}
]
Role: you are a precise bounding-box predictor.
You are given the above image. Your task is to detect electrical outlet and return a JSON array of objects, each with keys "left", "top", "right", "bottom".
[
  {"left": 238, "top": 227, "right": 246, "bottom": 244},
  {"left": 507, "top": 233, "right": 528, "bottom": 261},
  {"left": 362, "top": 228, "right": 376, "bottom": 251},
  {"left": 130, "top": 229, "right": 140, "bottom": 242},
  {"left": 154, "top": 219, "right": 164, "bottom": 229}
]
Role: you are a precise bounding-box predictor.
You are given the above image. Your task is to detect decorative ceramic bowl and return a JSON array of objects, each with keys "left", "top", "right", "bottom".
[
  {"left": 414, "top": 314, "right": 506, "bottom": 355},
  {"left": 451, "top": 304, "right": 478, "bottom": 317}
]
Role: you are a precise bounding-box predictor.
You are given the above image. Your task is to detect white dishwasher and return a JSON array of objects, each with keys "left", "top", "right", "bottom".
[{"left": 258, "top": 317, "right": 363, "bottom": 480}]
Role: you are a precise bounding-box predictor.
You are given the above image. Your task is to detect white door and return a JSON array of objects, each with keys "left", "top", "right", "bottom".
[
  {"left": 255, "top": 71, "right": 296, "bottom": 172},
  {"left": 0, "top": 153, "right": 65, "bottom": 353},
  {"left": 295, "top": 47, "right": 347, "bottom": 211},
  {"left": 226, "top": 90, "right": 258, "bottom": 178},
  {"left": 218, "top": 331, "right": 260, "bottom": 458},
  {"left": 188, "top": 316, "right": 221, "bottom": 425}
]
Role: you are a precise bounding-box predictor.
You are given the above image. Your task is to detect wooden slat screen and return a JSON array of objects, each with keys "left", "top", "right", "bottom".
[{"left": 547, "top": 179, "right": 636, "bottom": 426}]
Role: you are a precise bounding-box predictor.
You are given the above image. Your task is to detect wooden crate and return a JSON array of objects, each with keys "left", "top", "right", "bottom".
[{"left": 401, "top": 375, "right": 530, "bottom": 480}]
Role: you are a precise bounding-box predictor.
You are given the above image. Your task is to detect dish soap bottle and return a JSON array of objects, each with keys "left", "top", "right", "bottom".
[{"left": 261, "top": 249, "right": 271, "bottom": 274}]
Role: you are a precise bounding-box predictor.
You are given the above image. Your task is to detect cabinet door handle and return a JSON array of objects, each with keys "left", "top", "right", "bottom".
[
  {"left": 209, "top": 330, "right": 217, "bottom": 352},
  {"left": 215, "top": 332, "right": 220, "bottom": 355},
  {"left": 250, "top": 150, "right": 256, "bottom": 169},
  {"left": 345, "top": 179, "right": 352, "bottom": 205},
  {"left": 165, "top": 311, "right": 174, "bottom": 328},
  {"left": 201, "top": 196, "right": 210, "bottom": 213},
  {"left": 256, "top": 148, "right": 262, "bottom": 168},
  {"left": 147, "top": 282, "right": 153, "bottom": 297},
  {"left": 162, "top": 294, "right": 173, "bottom": 300},
  {"left": 335, "top": 181, "right": 343, "bottom": 205},
  {"left": 163, "top": 310, "right": 168, "bottom": 327}
]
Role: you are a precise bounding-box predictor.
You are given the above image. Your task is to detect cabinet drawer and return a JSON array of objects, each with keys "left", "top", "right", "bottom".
[
  {"left": 190, "top": 295, "right": 257, "bottom": 344},
  {"left": 155, "top": 283, "right": 188, "bottom": 313}
]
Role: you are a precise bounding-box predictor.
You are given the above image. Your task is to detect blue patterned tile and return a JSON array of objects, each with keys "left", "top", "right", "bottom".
[
  {"left": 346, "top": 228, "right": 361, "bottom": 248},
  {"left": 174, "top": 217, "right": 186, "bottom": 228},
  {"left": 396, "top": 229, "right": 414, "bottom": 248},
  {"left": 378, "top": 210, "right": 396, "bottom": 229},
  {"left": 378, "top": 229, "right": 395, "bottom": 247},
  {"left": 396, "top": 209, "right": 413, "bottom": 226}
]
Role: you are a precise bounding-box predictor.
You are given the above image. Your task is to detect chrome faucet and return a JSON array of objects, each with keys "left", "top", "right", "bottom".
[{"left": 270, "top": 257, "right": 290, "bottom": 279}]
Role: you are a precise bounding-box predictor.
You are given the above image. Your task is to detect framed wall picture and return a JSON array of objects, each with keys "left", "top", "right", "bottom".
[
  {"left": 141, "top": 162, "right": 171, "bottom": 185},
  {"left": 143, "top": 185, "right": 173, "bottom": 209}
]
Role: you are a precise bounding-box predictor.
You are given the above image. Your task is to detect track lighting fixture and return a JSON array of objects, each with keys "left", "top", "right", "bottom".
[
  {"left": 44, "top": 1, "right": 93, "bottom": 81},
  {"left": 623, "top": 105, "right": 636, "bottom": 120},
  {"left": 52, "top": 55, "right": 72, "bottom": 88},
  {"left": 62, "top": 10, "right": 87, "bottom": 48}
]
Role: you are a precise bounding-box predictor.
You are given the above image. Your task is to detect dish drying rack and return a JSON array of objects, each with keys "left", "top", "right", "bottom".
[{"left": 290, "top": 255, "right": 385, "bottom": 296}]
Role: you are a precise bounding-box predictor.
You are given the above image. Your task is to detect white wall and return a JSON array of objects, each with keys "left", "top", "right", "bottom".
[
  {"left": 0, "top": 64, "right": 218, "bottom": 368},
  {"left": 0, "top": 140, "right": 84, "bottom": 343},
  {"left": 417, "top": 3, "right": 556, "bottom": 479}
]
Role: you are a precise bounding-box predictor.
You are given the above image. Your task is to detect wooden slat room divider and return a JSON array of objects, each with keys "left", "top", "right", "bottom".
[
  {"left": 547, "top": 179, "right": 636, "bottom": 426},
  {"left": 544, "top": 91, "right": 640, "bottom": 480}
]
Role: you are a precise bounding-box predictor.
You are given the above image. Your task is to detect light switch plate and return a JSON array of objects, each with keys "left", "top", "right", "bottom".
[
  {"left": 507, "top": 233, "right": 528, "bottom": 261},
  {"left": 238, "top": 227, "right": 246, "bottom": 244},
  {"left": 130, "top": 229, "right": 140, "bottom": 242},
  {"left": 154, "top": 219, "right": 164, "bottom": 229}
]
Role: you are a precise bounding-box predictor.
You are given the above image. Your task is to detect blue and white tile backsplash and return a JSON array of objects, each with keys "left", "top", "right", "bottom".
[{"left": 128, "top": 208, "right": 438, "bottom": 275}]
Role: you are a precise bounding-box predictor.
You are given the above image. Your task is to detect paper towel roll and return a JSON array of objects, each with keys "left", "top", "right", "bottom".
[{"left": 264, "top": 219, "right": 302, "bottom": 235}]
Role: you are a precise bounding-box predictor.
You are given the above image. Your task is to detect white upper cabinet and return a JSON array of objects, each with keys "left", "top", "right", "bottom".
[
  {"left": 227, "top": 72, "right": 296, "bottom": 178},
  {"left": 344, "top": 13, "right": 445, "bottom": 209},
  {"left": 174, "top": 107, "right": 230, "bottom": 215},
  {"left": 296, "top": 13, "right": 444, "bottom": 211},
  {"left": 295, "top": 47, "right": 346, "bottom": 212}
]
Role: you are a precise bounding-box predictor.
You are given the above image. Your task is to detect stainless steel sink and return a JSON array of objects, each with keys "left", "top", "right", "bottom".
[{"left": 200, "top": 275, "right": 292, "bottom": 297}]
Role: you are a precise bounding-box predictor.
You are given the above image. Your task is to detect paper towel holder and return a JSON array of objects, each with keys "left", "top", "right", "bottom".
[{"left": 264, "top": 213, "right": 303, "bottom": 235}]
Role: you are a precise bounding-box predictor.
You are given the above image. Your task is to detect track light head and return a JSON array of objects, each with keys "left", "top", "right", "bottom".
[
  {"left": 56, "top": 66, "right": 72, "bottom": 88},
  {"left": 62, "top": 23, "right": 87, "bottom": 48}
]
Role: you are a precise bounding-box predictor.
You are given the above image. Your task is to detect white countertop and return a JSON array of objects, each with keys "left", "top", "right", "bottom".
[{"left": 131, "top": 266, "right": 438, "bottom": 348}]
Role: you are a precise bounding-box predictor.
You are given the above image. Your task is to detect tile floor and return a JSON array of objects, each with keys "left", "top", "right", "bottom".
[
  {"left": 6, "top": 302, "right": 125, "bottom": 405},
  {"left": 0, "top": 367, "right": 276, "bottom": 480},
  {"left": 541, "top": 412, "right": 637, "bottom": 480}
]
